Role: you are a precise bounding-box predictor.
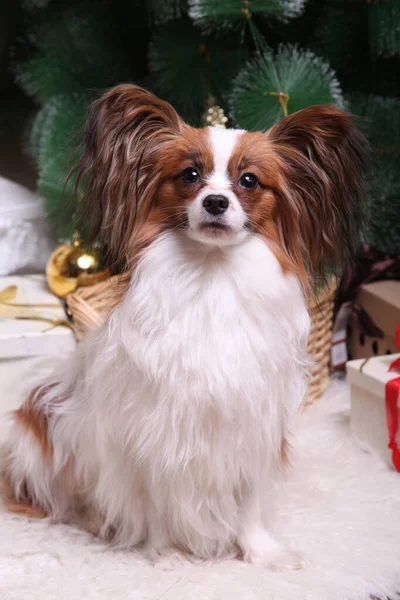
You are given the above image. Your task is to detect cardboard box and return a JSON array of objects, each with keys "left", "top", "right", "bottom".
[
  {"left": 347, "top": 354, "right": 400, "bottom": 470},
  {"left": 348, "top": 280, "right": 400, "bottom": 360}
]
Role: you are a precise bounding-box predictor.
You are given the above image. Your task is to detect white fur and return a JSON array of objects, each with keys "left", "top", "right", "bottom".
[
  {"left": 4, "top": 231, "right": 310, "bottom": 565},
  {"left": 3, "top": 379, "right": 400, "bottom": 599},
  {"left": 206, "top": 127, "right": 243, "bottom": 188},
  {"left": 187, "top": 127, "right": 248, "bottom": 247}
]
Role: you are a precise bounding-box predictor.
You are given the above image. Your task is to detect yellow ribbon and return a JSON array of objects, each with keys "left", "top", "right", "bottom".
[
  {"left": 0, "top": 285, "right": 60, "bottom": 308},
  {"left": 359, "top": 357, "right": 370, "bottom": 373},
  {"left": 0, "top": 285, "right": 73, "bottom": 330}
]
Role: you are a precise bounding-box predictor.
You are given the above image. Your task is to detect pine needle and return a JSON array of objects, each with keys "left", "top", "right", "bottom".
[
  {"left": 368, "top": 1, "right": 400, "bottom": 59},
  {"left": 231, "top": 44, "right": 344, "bottom": 131},
  {"left": 189, "top": 0, "right": 307, "bottom": 33},
  {"left": 150, "top": 18, "right": 245, "bottom": 124}
]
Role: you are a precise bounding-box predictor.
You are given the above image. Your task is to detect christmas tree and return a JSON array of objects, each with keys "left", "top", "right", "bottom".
[{"left": 6, "top": 0, "right": 400, "bottom": 256}]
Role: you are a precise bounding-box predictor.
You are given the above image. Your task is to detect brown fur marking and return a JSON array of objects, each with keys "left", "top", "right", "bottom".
[
  {"left": 15, "top": 386, "right": 54, "bottom": 457},
  {"left": 228, "top": 107, "right": 369, "bottom": 287},
  {"left": 280, "top": 438, "right": 292, "bottom": 468},
  {"left": 228, "top": 132, "right": 307, "bottom": 282},
  {"left": 6, "top": 500, "right": 48, "bottom": 518}
]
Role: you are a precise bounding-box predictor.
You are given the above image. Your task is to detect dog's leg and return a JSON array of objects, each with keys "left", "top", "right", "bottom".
[
  {"left": 143, "top": 494, "right": 182, "bottom": 565},
  {"left": 238, "top": 480, "right": 305, "bottom": 571},
  {"left": 146, "top": 503, "right": 171, "bottom": 553}
]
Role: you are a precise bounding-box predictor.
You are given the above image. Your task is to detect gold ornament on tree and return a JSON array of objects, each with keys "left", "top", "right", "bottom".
[
  {"left": 201, "top": 95, "right": 228, "bottom": 128},
  {"left": 66, "top": 233, "right": 103, "bottom": 278}
]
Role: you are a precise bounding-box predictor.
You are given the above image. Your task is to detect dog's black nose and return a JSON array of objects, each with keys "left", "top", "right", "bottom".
[{"left": 202, "top": 195, "right": 229, "bottom": 216}]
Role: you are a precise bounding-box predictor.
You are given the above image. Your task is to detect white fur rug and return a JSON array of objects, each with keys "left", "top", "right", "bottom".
[{"left": 1, "top": 377, "right": 400, "bottom": 600}]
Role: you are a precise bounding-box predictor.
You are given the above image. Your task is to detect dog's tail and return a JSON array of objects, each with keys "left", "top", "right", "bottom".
[
  {"left": 0, "top": 399, "right": 51, "bottom": 519},
  {"left": 0, "top": 444, "right": 47, "bottom": 518},
  {"left": 0, "top": 381, "right": 66, "bottom": 519}
]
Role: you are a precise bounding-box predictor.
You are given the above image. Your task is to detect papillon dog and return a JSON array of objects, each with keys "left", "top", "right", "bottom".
[{"left": 2, "top": 85, "right": 368, "bottom": 570}]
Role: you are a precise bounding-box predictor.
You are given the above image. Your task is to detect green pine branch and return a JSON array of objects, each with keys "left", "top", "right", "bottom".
[
  {"left": 147, "top": 0, "right": 188, "bottom": 23},
  {"left": 34, "top": 94, "right": 89, "bottom": 241},
  {"left": 368, "top": 0, "right": 400, "bottom": 59},
  {"left": 367, "top": 154, "right": 400, "bottom": 256},
  {"left": 231, "top": 44, "right": 343, "bottom": 131},
  {"left": 349, "top": 93, "right": 400, "bottom": 151},
  {"left": 15, "top": 1, "right": 134, "bottom": 104},
  {"left": 150, "top": 18, "right": 246, "bottom": 124},
  {"left": 189, "top": 0, "right": 307, "bottom": 33}
]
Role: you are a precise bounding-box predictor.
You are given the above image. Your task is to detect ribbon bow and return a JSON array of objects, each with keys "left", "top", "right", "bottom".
[{"left": 385, "top": 325, "right": 400, "bottom": 471}]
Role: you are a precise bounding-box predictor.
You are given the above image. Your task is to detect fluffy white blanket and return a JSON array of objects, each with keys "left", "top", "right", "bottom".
[{"left": 1, "top": 378, "right": 399, "bottom": 600}]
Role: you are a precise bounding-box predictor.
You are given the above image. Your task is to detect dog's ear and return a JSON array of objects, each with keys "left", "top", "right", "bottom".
[
  {"left": 266, "top": 105, "right": 369, "bottom": 283},
  {"left": 75, "top": 84, "right": 183, "bottom": 268}
]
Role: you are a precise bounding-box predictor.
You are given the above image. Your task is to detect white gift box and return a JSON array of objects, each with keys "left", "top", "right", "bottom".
[
  {"left": 0, "top": 274, "right": 76, "bottom": 416},
  {"left": 0, "top": 274, "right": 76, "bottom": 359},
  {"left": 347, "top": 354, "right": 400, "bottom": 470}
]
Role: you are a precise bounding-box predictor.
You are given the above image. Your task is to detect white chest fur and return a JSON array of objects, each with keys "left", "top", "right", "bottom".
[
  {"left": 106, "top": 232, "right": 310, "bottom": 475},
  {"left": 121, "top": 232, "right": 309, "bottom": 372}
]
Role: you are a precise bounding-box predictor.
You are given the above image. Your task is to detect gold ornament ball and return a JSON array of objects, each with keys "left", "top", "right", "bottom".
[
  {"left": 65, "top": 246, "right": 103, "bottom": 278},
  {"left": 46, "top": 242, "right": 111, "bottom": 298}
]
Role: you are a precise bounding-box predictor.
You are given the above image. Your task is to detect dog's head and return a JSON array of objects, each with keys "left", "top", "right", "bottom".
[{"left": 76, "top": 84, "right": 369, "bottom": 284}]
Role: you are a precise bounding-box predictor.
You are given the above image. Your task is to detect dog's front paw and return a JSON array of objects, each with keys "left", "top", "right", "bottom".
[
  {"left": 144, "top": 544, "right": 188, "bottom": 569},
  {"left": 246, "top": 547, "right": 306, "bottom": 572},
  {"left": 241, "top": 529, "right": 306, "bottom": 571}
]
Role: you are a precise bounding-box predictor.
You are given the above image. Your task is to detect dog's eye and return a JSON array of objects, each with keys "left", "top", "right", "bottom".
[
  {"left": 239, "top": 173, "right": 258, "bottom": 189},
  {"left": 181, "top": 167, "right": 200, "bottom": 184}
]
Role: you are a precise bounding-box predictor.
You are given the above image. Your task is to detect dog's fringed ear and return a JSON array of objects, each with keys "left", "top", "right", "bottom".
[
  {"left": 75, "top": 84, "right": 183, "bottom": 268},
  {"left": 266, "top": 105, "right": 370, "bottom": 284}
]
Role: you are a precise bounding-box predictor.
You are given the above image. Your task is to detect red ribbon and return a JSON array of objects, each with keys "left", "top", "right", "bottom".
[{"left": 385, "top": 325, "right": 400, "bottom": 472}]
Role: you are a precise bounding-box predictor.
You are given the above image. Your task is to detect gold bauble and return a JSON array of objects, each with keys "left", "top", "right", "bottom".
[
  {"left": 46, "top": 245, "right": 78, "bottom": 298},
  {"left": 46, "top": 240, "right": 110, "bottom": 299},
  {"left": 66, "top": 246, "right": 103, "bottom": 278}
]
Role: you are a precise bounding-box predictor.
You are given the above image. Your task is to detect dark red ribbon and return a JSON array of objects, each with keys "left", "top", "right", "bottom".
[{"left": 385, "top": 325, "right": 400, "bottom": 472}]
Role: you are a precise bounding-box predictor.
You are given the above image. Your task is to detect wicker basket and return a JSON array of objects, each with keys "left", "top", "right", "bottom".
[
  {"left": 66, "top": 277, "right": 336, "bottom": 403},
  {"left": 66, "top": 276, "right": 121, "bottom": 341},
  {"left": 305, "top": 279, "right": 336, "bottom": 404}
]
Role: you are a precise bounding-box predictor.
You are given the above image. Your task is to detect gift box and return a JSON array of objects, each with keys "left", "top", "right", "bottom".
[
  {"left": 0, "top": 274, "right": 76, "bottom": 359},
  {"left": 0, "top": 274, "right": 76, "bottom": 415},
  {"left": 347, "top": 352, "right": 400, "bottom": 471},
  {"left": 348, "top": 280, "right": 400, "bottom": 360}
]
